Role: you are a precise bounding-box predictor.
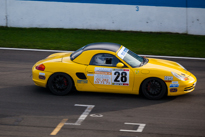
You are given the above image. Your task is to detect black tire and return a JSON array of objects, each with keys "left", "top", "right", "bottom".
[
  {"left": 47, "top": 73, "right": 73, "bottom": 95},
  {"left": 141, "top": 77, "right": 167, "bottom": 100}
]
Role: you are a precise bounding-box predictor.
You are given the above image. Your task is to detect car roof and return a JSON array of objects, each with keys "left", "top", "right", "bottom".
[
  {"left": 70, "top": 42, "right": 122, "bottom": 61},
  {"left": 83, "top": 42, "right": 121, "bottom": 52}
]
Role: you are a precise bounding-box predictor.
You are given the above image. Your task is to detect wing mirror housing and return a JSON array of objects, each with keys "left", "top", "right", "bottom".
[{"left": 116, "top": 62, "right": 124, "bottom": 68}]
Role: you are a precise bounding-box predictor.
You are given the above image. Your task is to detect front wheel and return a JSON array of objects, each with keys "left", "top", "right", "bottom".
[
  {"left": 47, "top": 73, "right": 73, "bottom": 95},
  {"left": 141, "top": 78, "right": 167, "bottom": 100}
]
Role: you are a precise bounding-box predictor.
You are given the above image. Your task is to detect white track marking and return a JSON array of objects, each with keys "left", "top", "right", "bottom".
[
  {"left": 0, "top": 47, "right": 73, "bottom": 53},
  {"left": 140, "top": 54, "right": 205, "bottom": 60},
  {"left": 0, "top": 47, "right": 205, "bottom": 60},
  {"left": 65, "top": 104, "right": 95, "bottom": 126},
  {"left": 90, "top": 114, "right": 103, "bottom": 117},
  {"left": 120, "top": 123, "right": 146, "bottom": 132}
]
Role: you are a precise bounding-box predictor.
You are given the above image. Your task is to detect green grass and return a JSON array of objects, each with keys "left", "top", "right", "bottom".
[{"left": 0, "top": 27, "right": 205, "bottom": 57}]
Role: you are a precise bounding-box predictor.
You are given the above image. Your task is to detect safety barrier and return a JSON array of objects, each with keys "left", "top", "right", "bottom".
[{"left": 0, "top": 0, "right": 204, "bottom": 35}]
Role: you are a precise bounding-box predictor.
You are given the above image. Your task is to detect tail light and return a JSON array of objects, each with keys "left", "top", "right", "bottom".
[{"left": 36, "top": 64, "right": 45, "bottom": 71}]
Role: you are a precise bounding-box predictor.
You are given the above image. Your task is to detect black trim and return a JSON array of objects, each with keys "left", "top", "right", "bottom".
[{"left": 76, "top": 73, "right": 87, "bottom": 79}]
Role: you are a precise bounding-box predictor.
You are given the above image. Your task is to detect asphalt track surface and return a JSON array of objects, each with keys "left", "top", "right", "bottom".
[{"left": 0, "top": 49, "right": 205, "bottom": 137}]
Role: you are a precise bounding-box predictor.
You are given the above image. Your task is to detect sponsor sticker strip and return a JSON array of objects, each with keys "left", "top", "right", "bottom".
[
  {"left": 170, "top": 81, "right": 179, "bottom": 88},
  {"left": 77, "top": 80, "right": 88, "bottom": 84},
  {"left": 164, "top": 76, "right": 173, "bottom": 81}
]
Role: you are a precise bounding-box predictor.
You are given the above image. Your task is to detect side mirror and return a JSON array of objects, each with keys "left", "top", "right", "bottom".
[{"left": 116, "top": 62, "right": 124, "bottom": 68}]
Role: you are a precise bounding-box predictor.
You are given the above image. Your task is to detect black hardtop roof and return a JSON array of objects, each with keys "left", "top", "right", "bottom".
[
  {"left": 70, "top": 42, "right": 122, "bottom": 61},
  {"left": 83, "top": 42, "right": 121, "bottom": 52}
]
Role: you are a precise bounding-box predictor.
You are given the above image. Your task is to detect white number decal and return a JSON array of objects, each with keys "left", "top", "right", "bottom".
[{"left": 112, "top": 69, "right": 129, "bottom": 85}]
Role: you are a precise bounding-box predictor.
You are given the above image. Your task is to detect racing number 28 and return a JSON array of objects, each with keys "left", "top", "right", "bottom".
[{"left": 114, "top": 72, "right": 127, "bottom": 82}]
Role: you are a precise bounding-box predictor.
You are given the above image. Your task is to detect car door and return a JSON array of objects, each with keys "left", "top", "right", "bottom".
[{"left": 85, "top": 53, "right": 134, "bottom": 93}]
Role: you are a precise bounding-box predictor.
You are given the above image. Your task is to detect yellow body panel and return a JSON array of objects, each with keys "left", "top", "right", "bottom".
[{"left": 32, "top": 45, "right": 197, "bottom": 97}]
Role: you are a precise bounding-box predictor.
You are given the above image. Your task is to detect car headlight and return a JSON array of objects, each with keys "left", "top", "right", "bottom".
[
  {"left": 171, "top": 72, "right": 188, "bottom": 81},
  {"left": 177, "top": 63, "right": 187, "bottom": 70}
]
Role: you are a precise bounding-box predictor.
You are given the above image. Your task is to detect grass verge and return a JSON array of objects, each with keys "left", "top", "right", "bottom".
[{"left": 0, "top": 27, "right": 205, "bottom": 58}]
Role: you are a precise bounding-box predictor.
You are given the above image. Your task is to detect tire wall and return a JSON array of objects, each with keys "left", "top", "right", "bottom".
[{"left": 0, "top": 0, "right": 204, "bottom": 35}]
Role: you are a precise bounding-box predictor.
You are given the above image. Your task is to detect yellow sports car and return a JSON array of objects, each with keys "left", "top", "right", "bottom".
[{"left": 32, "top": 43, "right": 197, "bottom": 99}]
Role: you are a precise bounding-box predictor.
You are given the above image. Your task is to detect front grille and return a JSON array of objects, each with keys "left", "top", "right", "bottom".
[{"left": 184, "top": 84, "right": 194, "bottom": 91}]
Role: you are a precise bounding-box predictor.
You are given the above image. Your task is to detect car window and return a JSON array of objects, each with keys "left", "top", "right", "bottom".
[{"left": 90, "top": 53, "right": 120, "bottom": 67}]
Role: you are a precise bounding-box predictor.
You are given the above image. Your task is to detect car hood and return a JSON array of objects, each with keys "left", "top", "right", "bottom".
[{"left": 144, "top": 58, "right": 191, "bottom": 77}]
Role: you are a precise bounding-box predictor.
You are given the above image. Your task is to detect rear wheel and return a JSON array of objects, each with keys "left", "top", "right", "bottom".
[
  {"left": 47, "top": 73, "right": 73, "bottom": 95},
  {"left": 141, "top": 78, "right": 167, "bottom": 100}
]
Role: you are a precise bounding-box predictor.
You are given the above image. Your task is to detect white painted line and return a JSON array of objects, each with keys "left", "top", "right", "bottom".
[
  {"left": 0, "top": 47, "right": 205, "bottom": 60},
  {"left": 120, "top": 123, "right": 146, "bottom": 132},
  {"left": 90, "top": 114, "right": 103, "bottom": 117},
  {"left": 141, "top": 54, "right": 205, "bottom": 60},
  {"left": 65, "top": 104, "right": 95, "bottom": 126},
  {"left": 0, "top": 47, "right": 74, "bottom": 53}
]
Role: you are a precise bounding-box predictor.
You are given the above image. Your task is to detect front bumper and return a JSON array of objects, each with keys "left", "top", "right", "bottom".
[{"left": 167, "top": 73, "right": 197, "bottom": 96}]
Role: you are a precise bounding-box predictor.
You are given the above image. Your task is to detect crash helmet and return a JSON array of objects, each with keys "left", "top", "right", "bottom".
[{"left": 95, "top": 54, "right": 105, "bottom": 64}]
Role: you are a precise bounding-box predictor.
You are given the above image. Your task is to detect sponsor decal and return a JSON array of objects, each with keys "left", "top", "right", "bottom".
[
  {"left": 87, "top": 74, "right": 94, "bottom": 76},
  {"left": 39, "top": 72, "right": 45, "bottom": 76},
  {"left": 94, "top": 67, "right": 129, "bottom": 86},
  {"left": 164, "top": 76, "right": 173, "bottom": 81},
  {"left": 39, "top": 75, "right": 46, "bottom": 80},
  {"left": 94, "top": 68, "right": 112, "bottom": 85},
  {"left": 172, "top": 81, "right": 178, "bottom": 84},
  {"left": 170, "top": 84, "right": 179, "bottom": 88},
  {"left": 95, "top": 67, "right": 112, "bottom": 72},
  {"left": 117, "top": 47, "right": 129, "bottom": 59},
  {"left": 170, "top": 88, "right": 177, "bottom": 92},
  {"left": 135, "top": 70, "right": 139, "bottom": 74},
  {"left": 39, "top": 72, "right": 46, "bottom": 80},
  {"left": 77, "top": 80, "right": 88, "bottom": 84}
]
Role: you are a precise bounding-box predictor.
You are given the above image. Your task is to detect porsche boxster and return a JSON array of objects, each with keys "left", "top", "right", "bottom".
[{"left": 32, "top": 43, "right": 197, "bottom": 99}]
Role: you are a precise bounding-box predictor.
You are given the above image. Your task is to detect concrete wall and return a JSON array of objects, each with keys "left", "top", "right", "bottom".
[
  {"left": 1, "top": 0, "right": 205, "bottom": 35},
  {"left": 0, "top": 0, "right": 7, "bottom": 26},
  {"left": 187, "top": 8, "right": 205, "bottom": 35}
]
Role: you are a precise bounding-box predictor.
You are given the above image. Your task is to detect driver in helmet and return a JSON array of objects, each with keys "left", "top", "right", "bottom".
[{"left": 94, "top": 54, "right": 105, "bottom": 65}]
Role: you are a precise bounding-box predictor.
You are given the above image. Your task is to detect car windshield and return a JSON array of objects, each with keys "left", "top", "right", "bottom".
[{"left": 117, "top": 46, "right": 144, "bottom": 68}]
